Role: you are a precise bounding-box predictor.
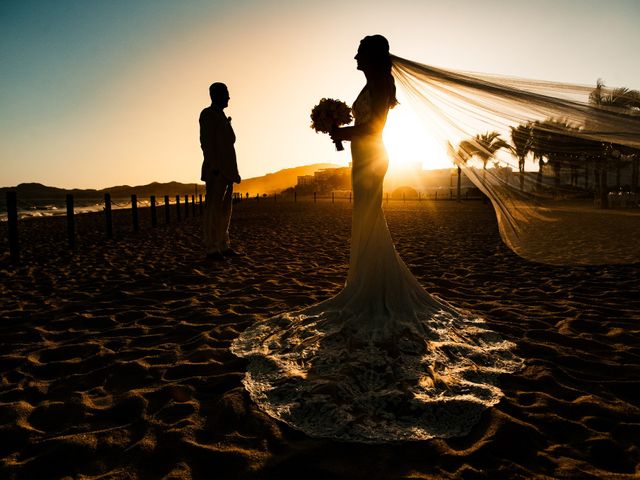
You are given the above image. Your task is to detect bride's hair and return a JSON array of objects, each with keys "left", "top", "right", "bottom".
[{"left": 361, "top": 35, "right": 398, "bottom": 108}]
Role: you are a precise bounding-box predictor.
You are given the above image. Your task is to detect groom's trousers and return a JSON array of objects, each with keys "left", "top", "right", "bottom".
[{"left": 203, "top": 175, "right": 233, "bottom": 254}]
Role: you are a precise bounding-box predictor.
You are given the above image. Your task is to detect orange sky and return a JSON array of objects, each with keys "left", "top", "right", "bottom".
[{"left": 2, "top": 0, "right": 639, "bottom": 188}]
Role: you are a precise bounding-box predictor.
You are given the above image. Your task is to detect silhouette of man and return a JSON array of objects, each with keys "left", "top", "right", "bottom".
[{"left": 200, "top": 82, "right": 241, "bottom": 260}]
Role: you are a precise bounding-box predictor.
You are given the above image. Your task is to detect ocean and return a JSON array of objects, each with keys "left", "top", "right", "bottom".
[{"left": 0, "top": 196, "right": 155, "bottom": 221}]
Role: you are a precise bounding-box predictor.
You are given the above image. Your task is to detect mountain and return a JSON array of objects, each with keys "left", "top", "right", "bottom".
[
  {"left": 237, "top": 163, "right": 340, "bottom": 195},
  {"left": 0, "top": 182, "right": 199, "bottom": 200},
  {"left": 0, "top": 183, "right": 102, "bottom": 199},
  {"left": 0, "top": 163, "right": 341, "bottom": 199},
  {"left": 103, "top": 182, "right": 201, "bottom": 199}
]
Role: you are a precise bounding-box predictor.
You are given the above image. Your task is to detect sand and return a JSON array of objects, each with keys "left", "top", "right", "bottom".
[{"left": 1, "top": 199, "right": 639, "bottom": 479}]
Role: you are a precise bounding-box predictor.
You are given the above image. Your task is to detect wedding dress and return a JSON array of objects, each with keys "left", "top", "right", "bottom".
[{"left": 231, "top": 87, "right": 522, "bottom": 443}]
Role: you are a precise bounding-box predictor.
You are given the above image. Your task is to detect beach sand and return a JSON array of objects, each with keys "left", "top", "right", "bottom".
[{"left": 1, "top": 200, "right": 639, "bottom": 479}]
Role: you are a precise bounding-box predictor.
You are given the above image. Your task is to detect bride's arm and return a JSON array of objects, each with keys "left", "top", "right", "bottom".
[{"left": 330, "top": 90, "right": 389, "bottom": 142}]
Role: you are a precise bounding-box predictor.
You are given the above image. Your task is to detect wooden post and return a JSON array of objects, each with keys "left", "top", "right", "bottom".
[
  {"left": 164, "top": 195, "right": 170, "bottom": 224},
  {"left": 199, "top": 193, "right": 203, "bottom": 215},
  {"left": 313, "top": 192, "right": 317, "bottom": 203},
  {"left": 294, "top": 191, "right": 297, "bottom": 203},
  {"left": 175, "top": 195, "right": 181, "bottom": 222},
  {"left": 131, "top": 194, "right": 139, "bottom": 233},
  {"left": 435, "top": 191, "right": 438, "bottom": 201},
  {"left": 191, "top": 194, "right": 196, "bottom": 216},
  {"left": 104, "top": 192, "right": 113, "bottom": 238},
  {"left": 66, "top": 194, "right": 75, "bottom": 249},
  {"left": 6, "top": 191, "right": 19, "bottom": 263},
  {"left": 150, "top": 195, "right": 157, "bottom": 227},
  {"left": 184, "top": 194, "right": 189, "bottom": 218},
  {"left": 349, "top": 191, "right": 352, "bottom": 203},
  {"left": 256, "top": 193, "right": 260, "bottom": 203}
]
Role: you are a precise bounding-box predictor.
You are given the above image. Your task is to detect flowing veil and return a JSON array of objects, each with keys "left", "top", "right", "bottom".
[{"left": 391, "top": 55, "right": 640, "bottom": 265}]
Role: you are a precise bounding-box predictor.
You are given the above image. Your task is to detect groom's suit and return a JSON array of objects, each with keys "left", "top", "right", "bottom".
[{"left": 200, "top": 104, "right": 239, "bottom": 254}]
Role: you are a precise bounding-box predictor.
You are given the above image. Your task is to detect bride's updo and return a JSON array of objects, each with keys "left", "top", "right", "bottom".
[{"left": 360, "top": 35, "right": 398, "bottom": 107}]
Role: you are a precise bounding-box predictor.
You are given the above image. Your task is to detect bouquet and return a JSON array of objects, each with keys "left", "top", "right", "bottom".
[{"left": 310, "top": 98, "right": 352, "bottom": 151}]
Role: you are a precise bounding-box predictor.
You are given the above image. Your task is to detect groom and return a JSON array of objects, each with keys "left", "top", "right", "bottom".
[{"left": 200, "top": 82, "right": 242, "bottom": 260}]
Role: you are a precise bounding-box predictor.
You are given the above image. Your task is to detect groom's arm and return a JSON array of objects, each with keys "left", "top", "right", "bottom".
[
  {"left": 213, "top": 114, "right": 240, "bottom": 184},
  {"left": 199, "top": 109, "right": 219, "bottom": 180}
]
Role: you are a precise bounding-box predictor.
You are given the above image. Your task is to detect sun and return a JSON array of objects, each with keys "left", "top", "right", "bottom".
[{"left": 382, "top": 103, "right": 453, "bottom": 173}]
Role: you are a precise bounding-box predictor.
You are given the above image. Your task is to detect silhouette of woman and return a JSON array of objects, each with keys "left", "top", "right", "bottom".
[{"left": 231, "top": 35, "right": 521, "bottom": 443}]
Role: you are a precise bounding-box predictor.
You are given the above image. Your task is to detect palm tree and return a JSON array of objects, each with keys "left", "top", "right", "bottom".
[
  {"left": 459, "top": 131, "right": 511, "bottom": 178},
  {"left": 510, "top": 123, "right": 533, "bottom": 191},
  {"left": 529, "top": 119, "right": 587, "bottom": 193},
  {"left": 589, "top": 79, "right": 640, "bottom": 112},
  {"left": 529, "top": 122, "right": 547, "bottom": 191},
  {"left": 446, "top": 141, "right": 470, "bottom": 202},
  {"left": 588, "top": 80, "right": 640, "bottom": 204}
]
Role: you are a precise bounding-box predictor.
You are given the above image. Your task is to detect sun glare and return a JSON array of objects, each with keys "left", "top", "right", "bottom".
[{"left": 383, "top": 104, "right": 453, "bottom": 173}]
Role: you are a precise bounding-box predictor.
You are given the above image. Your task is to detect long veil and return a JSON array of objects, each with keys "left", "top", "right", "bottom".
[{"left": 391, "top": 55, "right": 640, "bottom": 265}]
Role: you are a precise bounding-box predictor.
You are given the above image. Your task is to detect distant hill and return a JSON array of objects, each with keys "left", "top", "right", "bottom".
[
  {"left": 237, "top": 163, "right": 340, "bottom": 195},
  {"left": 0, "top": 181, "right": 199, "bottom": 200},
  {"left": 0, "top": 183, "right": 101, "bottom": 199},
  {"left": 0, "top": 163, "right": 341, "bottom": 199}
]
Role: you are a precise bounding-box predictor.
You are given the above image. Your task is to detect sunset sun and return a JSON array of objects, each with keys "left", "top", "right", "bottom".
[{"left": 383, "top": 103, "right": 453, "bottom": 173}]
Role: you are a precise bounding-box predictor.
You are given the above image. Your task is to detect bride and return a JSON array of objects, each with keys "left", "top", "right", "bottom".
[{"left": 231, "top": 35, "right": 522, "bottom": 443}]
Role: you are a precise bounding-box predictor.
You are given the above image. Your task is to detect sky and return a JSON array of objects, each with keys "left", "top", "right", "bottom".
[{"left": 1, "top": 0, "right": 639, "bottom": 189}]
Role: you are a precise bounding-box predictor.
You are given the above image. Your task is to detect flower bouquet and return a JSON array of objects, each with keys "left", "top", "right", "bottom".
[{"left": 310, "top": 98, "right": 352, "bottom": 151}]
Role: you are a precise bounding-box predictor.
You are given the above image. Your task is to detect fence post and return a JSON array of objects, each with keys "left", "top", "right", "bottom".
[
  {"left": 332, "top": 192, "right": 335, "bottom": 203},
  {"left": 349, "top": 191, "right": 352, "bottom": 203},
  {"left": 150, "top": 195, "right": 157, "bottom": 227},
  {"left": 164, "top": 195, "right": 170, "bottom": 224},
  {"left": 6, "top": 191, "right": 19, "bottom": 263},
  {"left": 104, "top": 192, "right": 113, "bottom": 238},
  {"left": 314, "top": 192, "right": 317, "bottom": 203},
  {"left": 175, "top": 195, "right": 181, "bottom": 222},
  {"left": 199, "top": 194, "right": 203, "bottom": 215},
  {"left": 131, "top": 194, "right": 139, "bottom": 233},
  {"left": 191, "top": 195, "right": 196, "bottom": 216},
  {"left": 184, "top": 194, "right": 189, "bottom": 218},
  {"left": 435, "top": 191, "right": 438, "bottom": 201},
  {"left": 66, "top": 194, "right": 75, "bottom": 249},
  {"left": 294, "top": 191, "right": 297, "bottom": 203}
]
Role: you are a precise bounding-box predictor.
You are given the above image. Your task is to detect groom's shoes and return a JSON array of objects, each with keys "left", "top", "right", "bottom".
[
  {"left": 222, "top": 248, "right": 244, "bottom": 257},
  {"left": 205, "top": 252, "right": 226, "bottom": 261}
]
